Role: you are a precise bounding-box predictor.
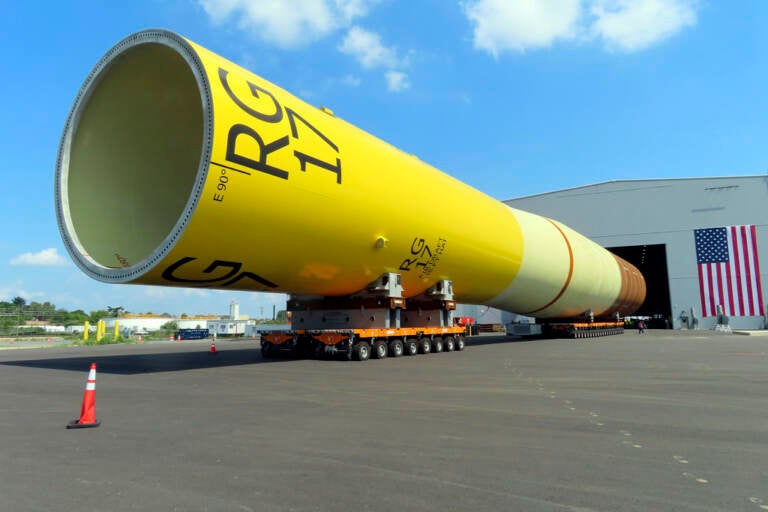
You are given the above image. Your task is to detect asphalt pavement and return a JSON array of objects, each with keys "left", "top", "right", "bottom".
[{"left": 0, "top": 330, "right": 766, "bottom": 511}]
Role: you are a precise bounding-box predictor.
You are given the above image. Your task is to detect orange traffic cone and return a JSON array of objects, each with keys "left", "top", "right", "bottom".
[
  {"left": 176, "top": 335, "right": 181, "bottom": 342},
  {"left": 67, "top": 363, "right": 101, "bottom": 429},
  {"left": 137, "top": 335, "right": 142, "bottom": 343},
  {"left": 169, "top": 334, "right": 173, "bottom": 341},
  {"left": 209, "top": 341, "right": 217, "bottom": 355}
]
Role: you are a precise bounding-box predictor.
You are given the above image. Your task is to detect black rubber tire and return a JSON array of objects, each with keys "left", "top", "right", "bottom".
[
  {"left": 432, "top": 337, "right": 444, "bottom": 353},
  {"left": 389, "top": 339, "right": 404, "bottom": 357},
  {"left": 296, "top": 337, "right": 314, "bottom": 358},
  {"left": 261, "top": 342, "right": 273, "bottom": 358},
  {"left": 353, "top": 342, "right": 371, "bottom": 361},
  {"left": 404, "top": 339, "right": 419, "bottom": 356},
  {"left": 455, "top": 336, "right": 466, "bottom": 351},
  {"left": 419, "top": 338, "right": 431, "bottom": 354},
  {"left": 373, "top": 340, "right": 388, "bottom": 359},
  {"left": 444, "top": 336, "right": 456, "bottom": 352}
]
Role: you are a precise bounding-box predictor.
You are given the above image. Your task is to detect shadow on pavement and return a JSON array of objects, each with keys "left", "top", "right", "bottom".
[
  {"left": 465, "top": 335, "right": 537, "bottom": 347},
  {"left": 1, "top": 348, "right": 287, "bottom": 375}
]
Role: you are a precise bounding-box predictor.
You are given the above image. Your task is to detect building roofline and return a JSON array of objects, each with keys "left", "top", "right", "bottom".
[{"left": 504, "top": 174, "right": 767, "bottom": 202}]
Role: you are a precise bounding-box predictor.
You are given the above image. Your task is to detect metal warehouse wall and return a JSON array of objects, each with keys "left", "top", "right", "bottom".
[{"left": 505, "top": 176, "right": 768, "bottom": 330}]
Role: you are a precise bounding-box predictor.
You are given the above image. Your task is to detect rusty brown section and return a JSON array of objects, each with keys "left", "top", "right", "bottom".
[{"left": 605, "top": 254, "right": 647, "bottom": 317}]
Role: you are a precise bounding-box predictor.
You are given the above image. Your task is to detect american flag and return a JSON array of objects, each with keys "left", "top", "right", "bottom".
[{"left": 694, "top": 225, "right": 764, "bottom": 317}]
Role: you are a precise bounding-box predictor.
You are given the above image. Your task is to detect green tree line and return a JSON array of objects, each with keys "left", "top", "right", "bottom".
[{"left": 0, "top": 296, "right": 116, "bottom": 329}]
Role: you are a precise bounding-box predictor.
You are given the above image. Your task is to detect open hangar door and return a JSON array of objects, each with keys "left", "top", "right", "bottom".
[{"left": 608, "top": 244, "right": 672, "bottom": 328}]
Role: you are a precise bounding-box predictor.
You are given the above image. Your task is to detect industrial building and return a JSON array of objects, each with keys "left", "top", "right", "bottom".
[
  {"left": 103, "top": 314, "right": 222, "bottom": 334},
  {"left": 103, "top": 301, "right": 253, "bottom": 336},
  {"left": 504, "top": 175, "right": 767, "bottom": 331}
]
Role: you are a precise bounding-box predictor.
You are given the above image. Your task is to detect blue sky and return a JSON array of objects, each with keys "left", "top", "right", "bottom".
[{"left": 1, "top": 0, "right": 766, "bottom": 318}]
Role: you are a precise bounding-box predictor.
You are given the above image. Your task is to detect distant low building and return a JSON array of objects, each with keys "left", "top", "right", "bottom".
[
  {"left": 66, "top": 325, "right": 96, "bottom": 334},
  {"left": 103, "top": 316, "right": 174, "bottom": 333},
  {"left": 96, "top": 301, "right": 260, "bottom": 335},
  {"left": 178, "top": 315, "right": 220, "bottom": 330},
  {"left": 207, "top": 319, "right": 254, "bottom": 336}
]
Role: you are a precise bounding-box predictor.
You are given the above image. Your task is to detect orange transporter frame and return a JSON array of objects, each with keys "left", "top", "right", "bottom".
[
  {"left": 543, "top": 321, "right": 625, "bottom": 339},
  {"left": 261, "top": 325, "right": 468, "bottom": 361}
]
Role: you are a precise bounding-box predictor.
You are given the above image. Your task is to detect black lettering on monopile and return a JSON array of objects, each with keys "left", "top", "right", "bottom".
[
  {"left": 286, "top": 108, "right": 342, "bottom": 184},
  {"left": 400, "top": 238, "right": 432, "bottom": 272},
  {"left": 411, "top": 238, "right": 425, "bottom": 255},
  {"left": 399, "top": 258, "right": 417, "bottom": 271},
  {"left": 220, "top": 270, "right": 278, "bottom": 289},
  {"left": 295, "top": 152, "right": 342, "bottom": 184},
  {"left": 226, "top": 124, "right": 289, "bottom": 179},
  {"left": 218, "top": 68, "right": 283, "bottom": 123},
  {"left": 286, "top": 108, "right": 338, "bottom": 151},
  {"left": 162, "top": 257, "right": 278, "bottom": 289},
  {"left": 416, "top": 245, "right": 432, "bottom": 268},
  {"left": 162, "top": 257, "right": 241, "bottom": 284}
]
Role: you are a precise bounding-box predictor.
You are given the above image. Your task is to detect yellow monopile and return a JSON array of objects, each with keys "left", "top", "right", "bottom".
[{"left": 55, "top": 30, "right": 645, "bottom": 320}]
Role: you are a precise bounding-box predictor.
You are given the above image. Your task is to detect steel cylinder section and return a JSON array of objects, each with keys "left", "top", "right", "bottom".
[
  {"left": 486, "top": 210, "right": 646, "bottom": 318},
  {"left": 609, "top": 254, "right": 647, "bottom": 317},
  {"left": 55, "top": 29, "right": 645, "bottom": 319}
]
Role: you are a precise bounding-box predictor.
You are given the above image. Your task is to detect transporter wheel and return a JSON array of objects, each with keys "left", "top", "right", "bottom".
[
  {"left": 261, "top": 342, "right": 274, "bottom": 358},
  {"left": 419, "top": 338, "right": 431, "bottom": 354},
  {"left": 404, "top": 339, "right": 419, "bottom": 356},
  {"left": 431, "top": 337, "right": 444, "bottom": 353},
  {"left": 373, "top": 340, "right": 388, "bottom": 359},
  {"left": 296, "top": 337, "right": 314, "bottom": 358},
  {"left": 389, "top": 338, "right": 404, "bottom": 357},
  {"left": 455, "top": 336, "right": 466, "bottom": 351},
  {"left": 353, "top": 342, "right": 371, "bottom": 361},
  {"left": 444, "top": 336, "right": 456, "bottom": 352}
]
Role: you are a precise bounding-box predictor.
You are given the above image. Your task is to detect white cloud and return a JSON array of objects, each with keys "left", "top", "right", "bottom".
[
  {"left": 385, "top": 71, "right": 410, "bottom": 92},
  {"left": 198, "top": 1, "right": 409, "bottom": 91},
  {"left": 335, "top": 0, "right": 379, "bottom": 21},
  {"left": 463, "top": 0, "right": 582, "bottom": 56},
  {"left": 462, "top": 0, "right": 699, "bottom": 56},
  {"left": 198, "top": 0, "right": 380, "bottom": 48},
  {"left": 143, "top": 287, "right": 172, "bottom": 299},
  {"left": 339, "top": 26, "right": 401, "bottom": 69},
  {"left": 184, "top": 289, "right": 211, "bottom": 298},
  {"left": 143, "top": 287, "right": 209, "bottom": 299},
  {"left": 0, "top": 283, "right": 45, "bottom": 302},
  {"left": 590, "top": 0, "right": 698, "bottom": 52},
  {"left": 10, "top": 248, "right": 68, "bottom": 267},
  {"left": 342, "top": 74, "right": 362, "bottom": 87},
  {"left": 339, "top": 26, "right": 411, "bottom": 92}
]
